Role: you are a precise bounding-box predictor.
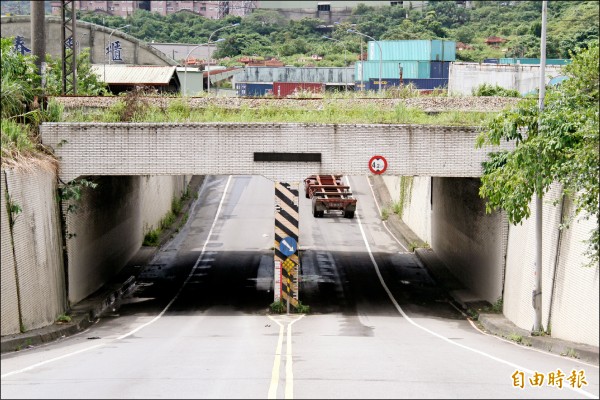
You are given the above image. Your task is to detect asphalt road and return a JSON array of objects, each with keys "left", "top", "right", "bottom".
[{"left": 1, "top": 175, "right": 598, "bottom": 399}]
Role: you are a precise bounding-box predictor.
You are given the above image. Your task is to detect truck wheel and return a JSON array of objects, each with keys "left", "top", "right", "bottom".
[
  {"left": 344, "top": 211, "right": 355, "bottom": 219},
  {"left": 313, "top": 206, "right": 321, "bottom": 218}
]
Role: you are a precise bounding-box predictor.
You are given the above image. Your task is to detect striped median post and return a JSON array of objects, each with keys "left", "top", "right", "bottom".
[{"left": 274, "top": 181, "right": 300, "bottom": 311}]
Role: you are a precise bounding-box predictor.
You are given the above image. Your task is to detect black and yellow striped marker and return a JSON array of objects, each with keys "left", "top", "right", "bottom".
[{"left": 274, "top": 182, "right": 299, "bottom": 308}]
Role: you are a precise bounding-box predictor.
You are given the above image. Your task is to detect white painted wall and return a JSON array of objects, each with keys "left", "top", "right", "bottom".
[
  {"left": 382, "top": 175, "right": 432, "bottom": 244},
  {"left": 449, "top": 62, "right": 564, "bottom": 95},
  {"left": 41, "top": 123, "right": 515, "bottom": 182}
]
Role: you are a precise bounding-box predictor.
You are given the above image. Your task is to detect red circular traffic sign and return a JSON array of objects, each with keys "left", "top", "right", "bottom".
[{"left": 368, "top": 155, "right": 388, "bottom": 175}]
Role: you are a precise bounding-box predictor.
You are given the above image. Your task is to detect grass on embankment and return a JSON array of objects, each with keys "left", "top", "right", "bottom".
[{"left": 64, "top": 100, "right": 494, "bottom": 127}]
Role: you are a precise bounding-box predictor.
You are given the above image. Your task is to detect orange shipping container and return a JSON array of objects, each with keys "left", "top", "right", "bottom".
[{"left": 272, "top": 82, "right": 324, "bottom": 98}]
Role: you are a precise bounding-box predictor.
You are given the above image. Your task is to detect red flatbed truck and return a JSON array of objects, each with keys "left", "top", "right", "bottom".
[{"left": 304, "top": 175, "right": 357, "bottom": 219}]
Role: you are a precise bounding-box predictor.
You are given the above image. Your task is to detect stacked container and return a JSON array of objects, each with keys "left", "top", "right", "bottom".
[{"left": 355, "top": 39, "right": 455, "bottom": 91}]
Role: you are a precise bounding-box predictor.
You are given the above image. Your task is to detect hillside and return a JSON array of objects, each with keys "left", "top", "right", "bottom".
[{"left": 76, "top": 1, "right": 598, "bottom": 66}]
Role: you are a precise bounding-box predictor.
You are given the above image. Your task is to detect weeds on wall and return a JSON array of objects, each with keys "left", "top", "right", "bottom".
[
  {"left": 142, "top": 186, "right": 192, "bottom": 247},
  {"left": 5, "top": 192, "right": 22, "bottom": 228}
]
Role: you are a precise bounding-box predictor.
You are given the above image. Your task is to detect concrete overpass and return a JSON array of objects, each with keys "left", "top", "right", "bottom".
[{"left": 40, "top": 122, "right": 514, "bottom": 182}]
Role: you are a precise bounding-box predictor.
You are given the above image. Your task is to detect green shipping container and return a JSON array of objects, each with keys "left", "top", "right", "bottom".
[
  {"left": 355, "top": 60, "right": 430, "bottom": 81},
  {"left": 367, "top": 40, "right": 456, "bottom": 62},
  {"left": 499, "top": 58, "right": 571, "bottom": 65}
]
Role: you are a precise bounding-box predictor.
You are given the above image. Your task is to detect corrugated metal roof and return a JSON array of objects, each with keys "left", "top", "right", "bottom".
[{"left": 90, "top": 65, "right": 177, "bottom": 85}]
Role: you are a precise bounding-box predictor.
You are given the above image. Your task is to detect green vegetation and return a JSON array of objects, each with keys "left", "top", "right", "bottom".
[
  {"left": 507, "top": 332, "right": 524, "bottom": 343},
  {"left": 269, "top": 300, "right": 310, "bottom": 314},
  {"left": 142, "top": 190, "right": 191, "bottom": 246},
  {"left": 1, "top": 36, "right": 106, "bottom": 165},
  {"left": 56, "top": 314, "right": 72, "bottom": 323},
  {"left": 408, "top": 241, "right": 430, "bottom": 252},
  {"left": 472, "top": 83, "right": 521, "bottom": 98},
  {"left": 381, "top": 208, "right": 390, "bottom": 221},
  {"left": 78, "top": 1, "right": 598, "bottom": 66},
  {"left": 64, "top": 98, "right": 495, "bottom": 126},
  {"left": 562, "top": 348, "right": 580, "bottom": 359},
  {"left": 476, "top": 43, "right": 599, "bottom": 267}
]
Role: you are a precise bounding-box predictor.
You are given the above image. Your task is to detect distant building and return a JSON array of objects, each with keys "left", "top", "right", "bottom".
[
  {"left": 48, "top": 0, "right": 472, "bottom": 20},
  {"left": 50, "top": 1, "right": 257, "bottom": 19},
  {"left": 484, "top": 36, "right": 508, "bottom": 48}
]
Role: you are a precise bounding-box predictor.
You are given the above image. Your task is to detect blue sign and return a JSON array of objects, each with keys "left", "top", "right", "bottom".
[{"left": 279, "top": 237, "right": 297, "bottom": 257}]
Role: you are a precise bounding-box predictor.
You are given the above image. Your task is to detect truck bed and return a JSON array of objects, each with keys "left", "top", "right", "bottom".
[{"left": 304, "top": 175, "right": 357, "bottom": 218}]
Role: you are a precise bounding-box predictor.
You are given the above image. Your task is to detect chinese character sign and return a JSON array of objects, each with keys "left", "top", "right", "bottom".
[
  {"left": 14, "top": 36, "right": 31, "bottom": 55},
  {"left": 105, "top": 41, "right": 124, "bottom": 62}
]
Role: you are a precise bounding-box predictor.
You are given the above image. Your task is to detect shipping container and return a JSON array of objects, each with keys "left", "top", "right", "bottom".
[
  {"left": 369, "top": 78, "right": 448, "bottom": 90},
  {"left": 367, "top": 40, "right": 456, "bottom": 62},
  {"left": 483, "top": 58, "right": 500, "bottom": 64},
  {"left": 235, "top": 66, "right": 354, "bottom": 84},
  {"left": 499, "top": 58, "right": 571, "bottom": 65},
  {"left": 272, "top": 82, "right": 324, "bottom": 97},
  {"left": 430, "top": 61, "right": 450, "bottom": 79},
  {"left": 403, "top": 78, "right": 448, "bottom": 90},
  {"left": 355, "top": 60, "right": 430, "bottom": 82},
  {"left": 235, "top": 82, "right": 273, "bottom": 97},
  {"left": 354, "top": 81, "right": 369, "bottom": 91}
]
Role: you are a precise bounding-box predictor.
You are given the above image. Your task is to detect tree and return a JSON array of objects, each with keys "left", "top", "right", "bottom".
[{"left": 476, "top": 43, "right": 599, "bottom": 267}]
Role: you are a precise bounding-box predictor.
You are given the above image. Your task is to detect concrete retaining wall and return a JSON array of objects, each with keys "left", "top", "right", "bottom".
[
  {"left": 1, "top": 166, "right": 66, "bottom": 335},
  {"left": 503, "top": 184, "right": 599, "bottom": 346},
  {"left": 384, "top": 175, "right": 598, "bottom": 346},
  {"left": 430, "top": 177, "right": 508, "bottom": 304},
  {"left": 449, "top": 62, "right": 563, "bottom": 96},
  {"left": 65, "top": 175, "right": 189, "bottom": 304},
  {"left": 381, "top": 175, "right": 432, "bottom": 244},
  {"left": 1, "top": 168, "right": 189, "bottom": 333}
]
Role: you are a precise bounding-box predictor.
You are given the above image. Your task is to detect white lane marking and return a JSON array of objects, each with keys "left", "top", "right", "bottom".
[
  {"left": 349, "top": 176, "right": 598, "bottom": 399},
  {"left": 1, "top": 175, "right": 233, "bottom": 379},
  {"left": 267, "top": 316, "right": 285, "bottom": 399},
  {"left": 266, "top": 315, "right": 305, "bottom": 400}
]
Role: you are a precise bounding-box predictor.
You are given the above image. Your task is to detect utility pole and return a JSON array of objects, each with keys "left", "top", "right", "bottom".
[
  {"left": 533, "top": 0, "right": 547, "bottom": 334},
  {"left": 31, "top": 1, "right": 46, "bottom": 80}
]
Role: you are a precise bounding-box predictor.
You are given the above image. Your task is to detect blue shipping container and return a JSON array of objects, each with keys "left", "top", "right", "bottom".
[
  {"left": 369, "top": 78, "right": 448, "bottom": 90},
  {"left": 483, "top": 58, "right": 500, "bottom": 64},
  {"left": 354, "top": 81, "right": 373, "bottom": 91},
  {"left": 429, "top": 61, "right": 450, "bottom": 79},
  {"left": 367, "top": 40, "right": 456, "bottom": 62},
  {"left": 236, "top": 82, "right": 273, "bottom": 96}
]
